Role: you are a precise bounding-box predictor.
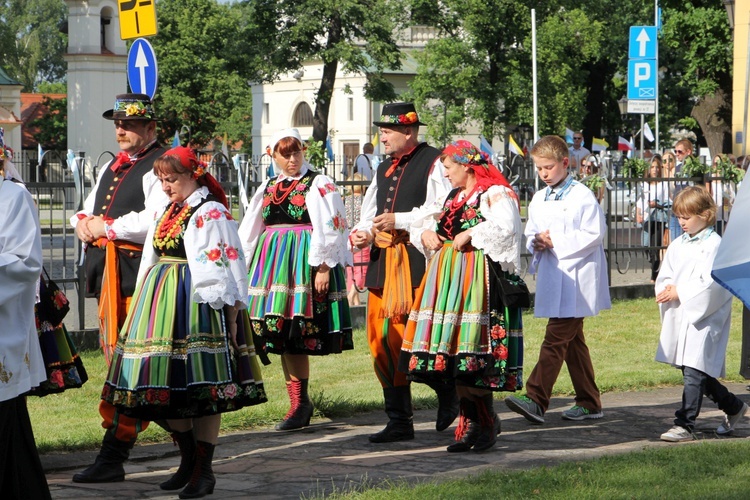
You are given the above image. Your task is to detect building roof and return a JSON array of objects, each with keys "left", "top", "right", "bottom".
[
  {"left": 21, "top": 93, "right": 66, "bottom": 149},
  {"left": 0, "top": 66, "right": 22, "bottom": 86}
]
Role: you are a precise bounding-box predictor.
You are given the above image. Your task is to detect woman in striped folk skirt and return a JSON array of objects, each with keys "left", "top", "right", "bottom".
[
  {"left": 102, "top": 147, "right": 266, "bottom": 498},
  {"left": 399, "top": 140, "right": 525, "bottom": 452},
  {"left": 239, "top": 128, "right": 352, "bottom": 431}
]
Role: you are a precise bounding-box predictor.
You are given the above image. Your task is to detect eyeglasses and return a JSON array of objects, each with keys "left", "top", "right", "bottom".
[
  {"left": 573, "top": 137, "right": 583, "bottom": 140},
  {"left": 278, "top": 150, "right": 303, "bottom": 160},
  {"left": 674, "top": 149, "right": 685, "bottom": 154}
]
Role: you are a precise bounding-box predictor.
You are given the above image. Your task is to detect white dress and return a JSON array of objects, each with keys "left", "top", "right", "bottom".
[
  {"left": 655, "top": 228, "right": 733, "bottom": 378},
  {"left": 0, "top": 178, "right": 45, "bottom": 402}
]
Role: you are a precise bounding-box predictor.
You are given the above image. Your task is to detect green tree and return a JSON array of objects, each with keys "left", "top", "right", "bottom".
[
  {"left": 236, "top": 0, "right": 404, "bottom": 143},
  {"left": 659, "top": 3, "right": 733, "bottom": 157},
  {"left": 153, "top": 0, "right": 254, "bottom": 150},
  {"left": 30, "top": 95, "right": 67, "bottom": 150},
  {"left": 0, "top": 0, "right": 66, "bottom": 91}
]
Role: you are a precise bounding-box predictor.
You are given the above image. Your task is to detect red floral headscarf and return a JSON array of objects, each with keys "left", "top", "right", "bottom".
[
  {"left": 161, "top": 146, "right": 228, "bottom": 208},
  {"left": 442, "top": 140, "right": 514, "bottom": 194}
]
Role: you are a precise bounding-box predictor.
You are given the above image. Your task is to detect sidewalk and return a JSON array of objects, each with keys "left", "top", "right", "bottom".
[{"left": 44, "top": 383, "right": 750, "bottom": 499}]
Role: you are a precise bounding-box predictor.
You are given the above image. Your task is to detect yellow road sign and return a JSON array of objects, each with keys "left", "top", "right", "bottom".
[{"left": 118, "top": 0, "right": 158, "bottom": 40}]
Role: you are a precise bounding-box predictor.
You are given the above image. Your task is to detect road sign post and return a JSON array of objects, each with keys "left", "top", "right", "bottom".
[{"left": 627, "top": 26, "right": 658, "bottom": 158}]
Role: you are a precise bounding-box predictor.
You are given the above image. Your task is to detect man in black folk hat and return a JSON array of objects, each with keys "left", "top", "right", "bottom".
[
  {"left": 350, "top": 102, "right": 458, "bottom": 443},
  {"left": 70, "top": 93, "right": 167, "bottom": 483}
]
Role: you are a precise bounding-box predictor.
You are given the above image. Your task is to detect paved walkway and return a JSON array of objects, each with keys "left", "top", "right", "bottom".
[{"left": 43, "top": 383, "right": 750, "bottom": 499}]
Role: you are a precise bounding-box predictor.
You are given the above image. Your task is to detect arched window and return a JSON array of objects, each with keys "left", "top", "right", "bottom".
[{"left": 293, "top": 102, "right": 314, "bottom": 127}]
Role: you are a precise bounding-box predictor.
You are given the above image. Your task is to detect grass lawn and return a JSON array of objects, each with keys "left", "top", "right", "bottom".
[{"left": 29, "top": 297, "right": 747, "bottom": 454}]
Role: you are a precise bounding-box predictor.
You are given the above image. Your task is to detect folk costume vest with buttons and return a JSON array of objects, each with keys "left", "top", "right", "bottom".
[
  {"left": 85, "top": 143, "right": 166, "bottom": 298},
  {"left": 364, "top": 142, "right": 440, "bottom": 289}
]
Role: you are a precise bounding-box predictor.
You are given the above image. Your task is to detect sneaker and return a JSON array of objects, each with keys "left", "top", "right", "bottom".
[
  {"left": 561, "top": 405, "right": 604, "bottom": 421},
  {"left": 717, "top": 402, "right": 749, "bottom": 436},
  {"left": 660, "top": 425, "right": 694, "bottom": 442},
  {"left": 505, "top": 395, "right": 545, "bottom": 424}
]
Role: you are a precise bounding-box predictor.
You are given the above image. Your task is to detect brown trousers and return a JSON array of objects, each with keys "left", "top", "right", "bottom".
[{"left": 525, "top": 317, "right": 602, "bottom": 412}]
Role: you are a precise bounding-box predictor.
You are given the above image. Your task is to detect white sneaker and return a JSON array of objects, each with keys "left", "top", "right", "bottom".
[
  {"left": 660, "top": 425, "right": 693, "bottom": 442},
  {"left": 717, "top": 402, "right": 749, "bottom": 436}
]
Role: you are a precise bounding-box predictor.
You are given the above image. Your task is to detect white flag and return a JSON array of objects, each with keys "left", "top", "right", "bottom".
[{"left": 643, "top": 122, "right": 655, "bottom": 143}]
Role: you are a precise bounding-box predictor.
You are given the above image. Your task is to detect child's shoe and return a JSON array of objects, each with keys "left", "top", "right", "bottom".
[
  {"left": 660, "top": 425, "right": 693, "bottom": 442},
  {"left": 504, "top": 395, "right": 544, "bottom": 424},
  {"left": 717, "top": 402, "right": 749, "bottom": 436},
  {"left": 561, "top": 405, "right": 604, "bottom": 421}
]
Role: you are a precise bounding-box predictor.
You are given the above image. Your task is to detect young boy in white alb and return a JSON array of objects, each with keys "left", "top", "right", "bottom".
[{"left": 656, "top": 186, "right": 748, "bottom": 442}]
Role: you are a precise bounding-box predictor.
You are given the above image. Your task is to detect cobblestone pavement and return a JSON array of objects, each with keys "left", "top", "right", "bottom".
[{"left": 43, "top": 383, "right": 750, "bottom": 499}]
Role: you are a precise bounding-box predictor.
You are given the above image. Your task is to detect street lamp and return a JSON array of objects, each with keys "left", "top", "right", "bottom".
[
  {"left": 617, "top": 96, "right": 628, "bottom": 119},
  {"left": 724, "top": 0, "right": 735, "bottom": 31}
]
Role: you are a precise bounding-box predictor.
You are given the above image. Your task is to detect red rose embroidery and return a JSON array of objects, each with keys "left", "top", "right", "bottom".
[
  {"left": 207, "top": 249, "right": 222, "bottom": 261},
  {"left": 493, "top": 344, "right": 508, "bottom": 360},
  {"left": 145, "top": 389, "right": 156, "bottom": 403},
  {"left": 490, "top": 325, "right": 506, "bottom": 339},
  {"left": 435, "top": 354, "right": 446, "bottom": 372},
  {"left": 409, "top": 355, "right": 418, "bottom": 371},
  {"left": 262, "top": 196, "right": 271, "bottom": 207},
  {"left": 208, "top": 208, "right": 222, "bottom": 220},
  {"left": 304, "top": 338, "right": 318, "bottom": 349},
  {"left": 295, "top": 184, "right": 306, "bottom": 191},
  {"left": 465, "top": 357, "right": 478, "bottom": 371},
  {"left": 50, "top": 370, "right": 64, "bottom": 388},
  {"left": 196, "top": 216, "right": 205, "bottom": 228},
  {"left": 226, "top": 246, "right": 239, "bottom": 260},
  {"left": 158, "top": 390, "right": 170, "bottom": 403},
  {"left": 464, "top": 208, "right": 477, "bottom": 220},
  {"left": 291, "top": 194, "right": 306, "bottom": 206}
]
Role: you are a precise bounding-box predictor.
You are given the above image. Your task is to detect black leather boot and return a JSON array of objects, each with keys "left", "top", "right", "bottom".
[
  {"left": 160, "top": 429, "right": 197, "bottom": 490},
  {"left": 275, "top": 379, "right": 314, "bottom": 431},
  {"left": 179, "top": 441, "right": 216, "bottom": 499},
  {"left": 368, "top": 386, "right": 415, "bottom": 443},
  {"left": 473, "top": 393, "right": 499, "bottom": 452},
  {"left": 72, "top": 429, "right": 134, "bottom": 483},
  {"left": 447, "top": 398, "right": 481, "bottom": 452},
  {"left": 424, "top": 378, "right": 459, "bottom": 431}
]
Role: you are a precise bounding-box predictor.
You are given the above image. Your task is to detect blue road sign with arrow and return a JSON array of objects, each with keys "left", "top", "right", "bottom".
[{"left": 127, "top": 38, "right": 158, "bottom": 99}]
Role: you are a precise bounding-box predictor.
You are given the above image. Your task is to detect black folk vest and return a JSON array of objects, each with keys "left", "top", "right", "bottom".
[
  {"left": 364, "top": 142, "right": 441, "bottom": 289},
  {"left": 85, "top": 144, "right": 166, "bottom": 298}
]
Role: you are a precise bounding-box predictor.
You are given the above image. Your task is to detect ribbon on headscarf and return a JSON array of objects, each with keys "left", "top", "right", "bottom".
[
  {"left": 161, "top": 146, "right": 229, "bottom": 208},
  {"left": 373, "top": 229, "right": 412, "bottom": 318},
  {"left": 442, "top": 140, "right": 518, "bottom": 206},
  {"left": 93, "top": 237, "right": 143, "bottom": 365}
]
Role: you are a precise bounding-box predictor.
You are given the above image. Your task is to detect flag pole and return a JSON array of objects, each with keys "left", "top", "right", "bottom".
[
  {"left": 640, "top": 114, "right": 645, "bottom": 159},
  {"left": 531, "top": 8, "right": 539, "bottom": 192}
]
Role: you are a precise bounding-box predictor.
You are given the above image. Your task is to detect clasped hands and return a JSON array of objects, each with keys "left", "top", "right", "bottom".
[
  {"left": 421, "top": 229, "right": 472, "bottom": 252},
  {"left": 531, "top": 230, "right": 553, "bottom": 252},
  {"left": 75, "top": 215, "right": 107, "bottom": 244},
  {"left": 349, "top": 213, "right": 395, "bottom": 249}
]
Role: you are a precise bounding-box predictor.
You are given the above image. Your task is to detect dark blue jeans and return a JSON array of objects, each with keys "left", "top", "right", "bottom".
[{"left": 675, "top": 366, "right": 744, "bottom": 431}]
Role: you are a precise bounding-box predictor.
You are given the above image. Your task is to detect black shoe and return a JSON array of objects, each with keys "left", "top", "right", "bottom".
[
  {"left": 473, "top": 394, "right": 499, "bottom": 452},
  {"left": 160, "top": 429, "right": 197, "bottom": 491},
  {"left": 368, "top": 420, "right": 415, "bottom": 443},
  {"left": 447, "top": 398, "right": 480, "bottom": 453},
  {"left": 275, "top": 379, "right": 314, "bottom": 431},
  {"left": 425, "top": 378, "right": 459, "bottom": 431},
  {"left": 179, "top": 441, "right": 216, "bottom": 499},
  {"left": 72, "top": 430, "right": 133, "bottom": 483},
  {"left": 369, "top": 386, "right": 414, "bottom": 443}
]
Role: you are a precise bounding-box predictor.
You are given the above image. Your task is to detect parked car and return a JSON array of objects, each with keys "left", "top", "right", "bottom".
[{"left": 604, "top": 180, "right": 638, "bottom": 223}]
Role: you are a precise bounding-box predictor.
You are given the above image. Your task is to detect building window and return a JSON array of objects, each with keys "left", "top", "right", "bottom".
[
  {"left": 293, "top": 102, "right": 314, "bottom": 127},
  {"left": 264, "top": 103, "right": 269, "bottom": 124},
  {"left": 348, "top": 98, "right": 354, "bottom": 121}
]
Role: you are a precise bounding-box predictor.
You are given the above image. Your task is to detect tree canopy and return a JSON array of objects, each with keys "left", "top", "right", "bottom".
[{"left": 0, "top": 0, "right": 67, "bottom": 91}]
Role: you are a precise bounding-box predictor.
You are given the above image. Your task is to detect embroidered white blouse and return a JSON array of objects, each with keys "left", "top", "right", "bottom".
[{"left": 137, "top": 187, "right": 249, "bottom": 310}]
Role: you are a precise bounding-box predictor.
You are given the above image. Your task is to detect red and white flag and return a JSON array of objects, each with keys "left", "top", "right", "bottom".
[{"left": 617, "top": 136, "right": 634, "bottom": 151}]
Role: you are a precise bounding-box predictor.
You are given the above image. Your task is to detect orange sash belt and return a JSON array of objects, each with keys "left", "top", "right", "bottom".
[
  {"left": 373, "top": 229, "right": 412, "bottom": 318},
  {"left": 93, "top": 238, "right": 143, "bottom": 365}
]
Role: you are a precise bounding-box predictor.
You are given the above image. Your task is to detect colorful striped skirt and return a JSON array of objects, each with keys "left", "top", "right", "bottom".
[
  {"left": 27, "top": 320, "right": 87, "bottom": 397},
  {"left": 102, "top": 258, "right": 267, "bottom": 420},
  {"left": 246, "top": 224, "right": 353, "bottom": 355},
  {"left": 399, "top": 243, "right": 524, "bottom": 391}
]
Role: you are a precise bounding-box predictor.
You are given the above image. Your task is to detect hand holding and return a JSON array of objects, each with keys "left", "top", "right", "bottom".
[{"left": 372, "top": 213, "right": 396, "bottom": 232}]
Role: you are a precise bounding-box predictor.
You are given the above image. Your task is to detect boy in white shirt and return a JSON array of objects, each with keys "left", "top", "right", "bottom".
[
  {"left": 505, "top": 135, "right": 611, "bottom": 423},
  {"left": 656, "top": 186, "right": 748, "bottom": 442}
]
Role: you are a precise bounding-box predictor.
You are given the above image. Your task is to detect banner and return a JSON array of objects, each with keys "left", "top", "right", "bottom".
[
  {"left": 591, "top": 137, "right": 609, "bottom": 152},
  {"left": 712, "top": 178, "right": 750, "bottom": 308},
  {"left": 508, "top": 135, "right": 524, "bottom": 157}
]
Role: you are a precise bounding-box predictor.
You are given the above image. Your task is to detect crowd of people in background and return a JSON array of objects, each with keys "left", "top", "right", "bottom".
[{"left": 5, "top": 105, "right": 750, "bottom": 498}]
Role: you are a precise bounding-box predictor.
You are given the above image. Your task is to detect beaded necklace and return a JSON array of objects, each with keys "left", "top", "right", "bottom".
[
  {"left": 153, "top": 202, "right": 192, "bottom": 250},
  {"left": 270, "top": 177, "right": 300, "bottom": 205}
]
